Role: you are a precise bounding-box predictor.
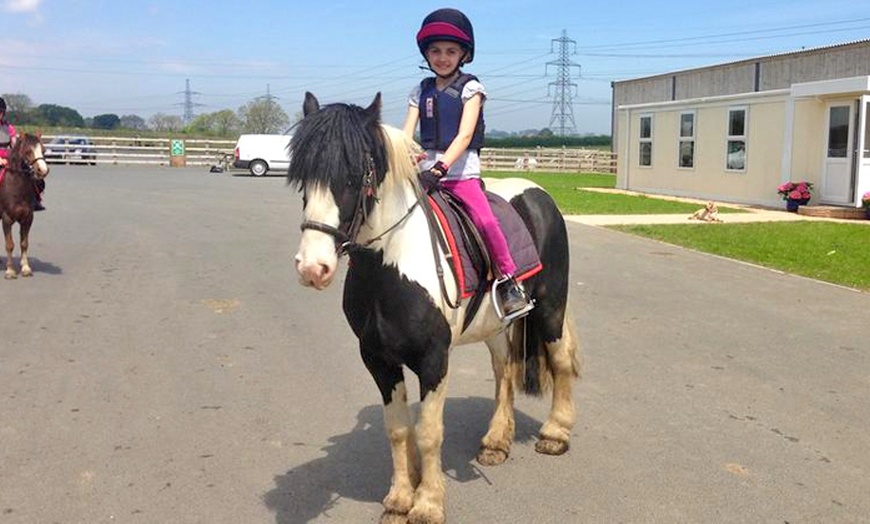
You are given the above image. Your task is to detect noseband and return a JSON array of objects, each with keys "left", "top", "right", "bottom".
[
  {"left": 299, "top": 156, "right": 424, "bottom": 257},
  {"left": 23, "top": 155, "right": 46, "bottom": 176}
]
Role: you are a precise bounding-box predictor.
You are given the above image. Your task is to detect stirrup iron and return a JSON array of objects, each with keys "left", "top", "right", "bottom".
[{"left": 491, "top": 275, "right": 535, "bottom": 324}]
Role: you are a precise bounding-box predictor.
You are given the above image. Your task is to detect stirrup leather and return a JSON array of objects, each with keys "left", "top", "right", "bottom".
[{"left": 491, "top": 276, "right": 535, "bottom": 323}]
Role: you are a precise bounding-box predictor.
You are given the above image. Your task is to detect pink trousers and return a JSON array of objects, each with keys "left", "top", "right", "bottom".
[{"left": 440, "top": 178, "right": 517, "bottom": 277}]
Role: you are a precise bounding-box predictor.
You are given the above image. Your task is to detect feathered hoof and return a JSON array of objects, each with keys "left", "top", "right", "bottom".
[
  {"left": 408, "top": 504, "right": 445, "bottom": 524},
  {"left": 380, "top": 511, "right": 409, "bottom": 524},
  {"left": 21, "top": 268, "right": 32, "bottom": 277},
  {"left": 4, "top": 270, "right": 17, "bottom": 280},
  {"left": 535, "top": 437, "right": 569, "bottom": 456},
  {"left": 476, "top": 446, "right": 509, "bottom": 466}
]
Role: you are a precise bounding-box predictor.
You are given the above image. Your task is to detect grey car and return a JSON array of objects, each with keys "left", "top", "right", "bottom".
[{"left": 45, "top": 136, "right": 97, "bottom": 165}]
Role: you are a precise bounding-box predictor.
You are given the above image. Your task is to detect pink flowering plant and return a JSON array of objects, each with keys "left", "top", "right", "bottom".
[
  {"left": 777, "top": 181, "right": 813, "bottom": 201},
  {"left": 862, "top": 191, "right": 870, "bottom": 209}
]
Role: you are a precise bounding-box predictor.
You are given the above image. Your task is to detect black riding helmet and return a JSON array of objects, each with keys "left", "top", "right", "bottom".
[{"left": 416, "top": 8, "right": 475, "bottom": 64}]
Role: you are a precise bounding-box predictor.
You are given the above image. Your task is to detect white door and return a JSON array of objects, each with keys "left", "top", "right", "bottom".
[
  {"left": 820, "top": 101, "right": 855, "bottom": 205},
  {"left": 855, "top": 95, "right": 870, "bottom": 207}
]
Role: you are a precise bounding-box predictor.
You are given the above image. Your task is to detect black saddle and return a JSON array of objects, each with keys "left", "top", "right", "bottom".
[{"left": 423, "top": 184, "right": 542, "bottom": 328}]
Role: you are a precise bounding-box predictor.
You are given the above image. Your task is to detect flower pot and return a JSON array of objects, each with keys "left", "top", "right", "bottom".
[{"left": 786, "top": 198, "right": 808, "bottom": 212}]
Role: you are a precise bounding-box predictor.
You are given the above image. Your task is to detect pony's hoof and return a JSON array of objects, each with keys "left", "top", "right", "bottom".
[
  {"left": 408, "top": 504, "right": 445, "bottom": 524},
  {"left": 383, "top": 489, "right": 414, "bottom": 516},
  {"left": 380, "top": 511, "right": 409, "bottom": 524},
  {"left": 535, "top": 437, "right": 569, "bottom": 456},
  {"left": 21, "top": 269, "right": 32, "bottom": 277},
  {"left": 476, "top": 446, "right": 509, "bottom": 466},
  {"left": 4, "top": 271, "right": 17, "bottom": 280}
]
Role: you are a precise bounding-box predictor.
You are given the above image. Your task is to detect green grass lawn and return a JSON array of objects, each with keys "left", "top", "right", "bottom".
[
  {"left": 485, "top": 171, "right": 744, "bottom": 215},
  {"left": 483, "top": 171, "right": 870, "bottom": 292},
  {"left": 612, "top": 222, "right": 870, "bottom": 291}
]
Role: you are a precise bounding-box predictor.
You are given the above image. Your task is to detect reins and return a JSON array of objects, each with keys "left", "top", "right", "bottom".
[{"left": 415, "top": 182, "right": 462, "bottom": 310}]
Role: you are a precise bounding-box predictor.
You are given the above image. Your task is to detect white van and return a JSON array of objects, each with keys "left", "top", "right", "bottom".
[{"left": 232, "top": 134, "right": 292, "bottom": 176}]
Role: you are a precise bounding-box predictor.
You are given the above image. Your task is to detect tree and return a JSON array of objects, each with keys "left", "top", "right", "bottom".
[
  {"left": 238, "top": 98, "right": 289, "bottom": 134},
  {"left": 120, "top": 114, "right": 148, "bottom": 131},
  {"left": 148, "top": 113, "right": 184, "bottom": 133},
  {"left": 185, "top": 109, "right": 241, "bottom": 137},
  {"left": 1, "top": 93, "right": 33, "bottom": 113},
  {"left": 35, "top": 104, "right": 85, "bottom": 127},
  {"left": 3, "top": 93, "right": 38, "bottom": 125},
  {"left": 210, "top": 109, "right": 242, "bottom": 136},
  {"left": 92, "top": 113, "right": 121, "bottom": 130}
]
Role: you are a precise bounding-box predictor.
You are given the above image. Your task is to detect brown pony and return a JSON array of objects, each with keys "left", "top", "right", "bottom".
[{"left": 0, "top": 133, "right": 50, "bottom": 279}]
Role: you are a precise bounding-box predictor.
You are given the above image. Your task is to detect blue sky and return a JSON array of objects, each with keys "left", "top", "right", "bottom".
[{"left": 3, "top": 0, "right": 870, "bottom": 134}]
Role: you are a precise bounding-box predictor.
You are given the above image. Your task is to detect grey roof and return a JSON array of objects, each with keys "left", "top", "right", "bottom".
[{"left": 613, "top": 38, "right": 870, "bottom": 84}]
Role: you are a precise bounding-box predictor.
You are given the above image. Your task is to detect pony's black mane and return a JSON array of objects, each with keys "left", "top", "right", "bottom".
[{"left": 287, "top": 102, "right": 387, "bottom": 193}]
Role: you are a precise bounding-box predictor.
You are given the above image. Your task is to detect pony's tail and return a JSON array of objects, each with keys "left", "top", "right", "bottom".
[{"left": 509, "top": 302, "right": 581, "bottom": 396}]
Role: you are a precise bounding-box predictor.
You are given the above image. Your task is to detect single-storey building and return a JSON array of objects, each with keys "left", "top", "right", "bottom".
[{"left": 612, "top": 39, "right": 870, "bottom": 209}]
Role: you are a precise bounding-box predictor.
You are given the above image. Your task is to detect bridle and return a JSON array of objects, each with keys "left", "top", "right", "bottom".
[
  {"left": 23, "top": 154, "right": 47, "bottom": 175},
  {"left": 298, "top": 152, "right": 464, "bottom": 310},
  {"left": 1, "top": 148, "right": 46, "bottom": 180},
  {"left": 299, "top": 156, "right": 425, "bottom": 257}
]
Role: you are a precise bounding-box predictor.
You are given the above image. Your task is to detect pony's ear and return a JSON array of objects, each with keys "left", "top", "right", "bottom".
[
  {"left": 303, "top": 92, "right": 320, "bottom": 117},
  {"left": 363, "top": 92, "right": 382, "bottom": 124}
]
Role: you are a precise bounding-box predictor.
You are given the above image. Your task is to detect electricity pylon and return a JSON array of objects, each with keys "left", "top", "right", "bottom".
[{"left": 546, "top": 30, "right": 581, "bottom": 136}]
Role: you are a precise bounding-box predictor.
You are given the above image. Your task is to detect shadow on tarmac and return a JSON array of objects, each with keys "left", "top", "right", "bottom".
[{"left": 263, "top": 397, "right": 544, "bottom": 524}]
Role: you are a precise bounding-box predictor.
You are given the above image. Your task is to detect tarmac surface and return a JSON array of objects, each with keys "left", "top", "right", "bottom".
[{"left": 1, "top": 166, "right": 868, "bottom": 523}]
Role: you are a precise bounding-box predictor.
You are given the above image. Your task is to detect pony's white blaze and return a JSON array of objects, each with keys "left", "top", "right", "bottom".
[
  {"left": 30, "top": 143, "right": 50, "bottom": 179},
  {"left": 37, "top": 145, "right": 49, "bottom": 177},
  {"left": 294, "top": 184, "right": 340, "bottom": 289}
]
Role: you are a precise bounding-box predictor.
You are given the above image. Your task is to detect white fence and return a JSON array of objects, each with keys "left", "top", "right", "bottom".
[
  {"left": 42, "top": 135, "right": 616, "bottom": 174},
  {"left": 481, "top": 147, "right": 616, "bottom": 174},
  {"left": 43, "top": 135, "right": 236, "bottom": 167}
]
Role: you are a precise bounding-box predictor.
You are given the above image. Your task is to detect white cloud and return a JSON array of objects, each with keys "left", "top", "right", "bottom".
[{"left": 3, "top": 0, "right": 42, "bottom": 13}]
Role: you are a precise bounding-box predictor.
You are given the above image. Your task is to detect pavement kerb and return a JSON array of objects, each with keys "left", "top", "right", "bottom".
[{"left": 564, "top": 188, "right": 870, "bottom": 226}]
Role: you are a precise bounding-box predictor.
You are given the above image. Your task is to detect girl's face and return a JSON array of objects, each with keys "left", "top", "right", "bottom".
[{"left": 425, "top": 41, "right": 465, "bottom": 76}]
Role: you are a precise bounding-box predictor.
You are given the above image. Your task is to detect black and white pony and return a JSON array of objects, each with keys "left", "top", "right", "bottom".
[{"left": 289, "top": 92, "right": 580, "bottom": 524}]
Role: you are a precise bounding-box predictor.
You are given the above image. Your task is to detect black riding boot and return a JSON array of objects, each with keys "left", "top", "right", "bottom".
[{"left": 498, "top": 276, "right": 531, "bottom": 317}]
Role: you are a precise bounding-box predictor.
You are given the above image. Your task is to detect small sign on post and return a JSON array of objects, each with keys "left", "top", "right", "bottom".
[{"left": 170, "top": 139, "right": 186, "bottom": 167}]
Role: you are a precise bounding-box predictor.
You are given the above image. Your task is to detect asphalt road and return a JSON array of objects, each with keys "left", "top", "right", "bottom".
[{"left": 1, "top": 165, "right": 868, "bottom": 523}]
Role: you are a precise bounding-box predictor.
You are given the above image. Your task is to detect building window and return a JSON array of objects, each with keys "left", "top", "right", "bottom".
[
  {"left": 639, "top": 114, "right": 652, "bottom": 167},
  {"left": 726, "top": 107, "right": 747, "bottom": 171},
  {"left": 678, "top": 111, "right": 695, "bottom": 168},
  {"left": 827, "top": 105, "right": 850, "bottom": 158}
]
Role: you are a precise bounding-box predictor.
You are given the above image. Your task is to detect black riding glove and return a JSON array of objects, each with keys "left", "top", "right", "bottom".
[{"left": 419, "top": 170, "right": 441, "bottom": 193}]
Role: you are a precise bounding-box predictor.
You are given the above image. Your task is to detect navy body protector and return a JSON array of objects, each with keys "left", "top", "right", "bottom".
[{"left": 419, "top": 74, "right": 485, "bottom": 152}]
